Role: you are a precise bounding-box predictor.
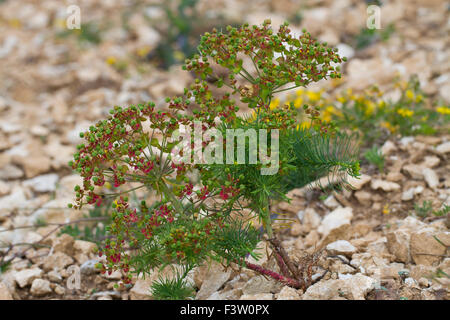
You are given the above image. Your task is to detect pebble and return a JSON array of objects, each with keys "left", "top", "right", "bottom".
[{"left": 30, "top": 279, "right": 52, "bottom": 296}]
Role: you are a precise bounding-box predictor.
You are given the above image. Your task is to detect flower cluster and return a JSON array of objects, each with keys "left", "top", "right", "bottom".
[{"left": 279, "top": 75, "right": 449, "bottom": 146}]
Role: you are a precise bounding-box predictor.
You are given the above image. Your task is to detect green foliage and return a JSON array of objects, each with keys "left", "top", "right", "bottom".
[
  {"left": 281, "top": 75, "right": 449, "bottom": 148},
  {"left": 146, "top": 0, "right": 227, "bottom": 69},
  {"left": 414, "top": 201, "right": 450, "bottom": 218},
  {"left": 364, "top": 145, "right": 385, "bottom": 174},
  {"left": 414, "top": 200, "right": 433, "bottom": 218},
  {"left": 57, "top": 22, "right": 102, "bottom": 45},
  {"left": 0, "top": 260, "right": 11, "bottom": 275},
  {"left": 60, "top": 198, "right": 112, "bottom": 243},
  {"left": 354, "top": 23, "right": 395, "bottom": 50},
  {"left": 151, "top": 267, "right": 195, "bottom": 300},
  {"left": 433, "top": 204, "right": 450, "bottom": 217},
  {"left": 211, "top": 219, "right": 261, "bottom": 266}
]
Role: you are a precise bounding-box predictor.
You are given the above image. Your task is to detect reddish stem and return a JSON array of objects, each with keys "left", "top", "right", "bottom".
[
  {"left": 274, "top": 251, "right": 292, "bottom": 278},
  {"left": 245, "top": 262, "right": 304, "bottom": 289}
]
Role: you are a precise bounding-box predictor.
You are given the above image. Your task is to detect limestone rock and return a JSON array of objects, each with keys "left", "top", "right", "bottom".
[
  {"left": 276, "top": 286, "right": 302, "bottom": 300},
  {"left": 0, "top": 282, "right": 13, "bottom": 300},
  {"left": 129, "top": 278, "right": 154, "bottom": 300},
  {"left": 317, "top": 207, "right": 353, "bottom": 248},
  {"left": 242, "top": 275, "right": 283, "bottom": 295},
  {"left": 326, "top": 240, "right": 357, "bottom": 257},
  {"left": 52, "top": 234, "right": 75, "bottom": 255},
  {"left": 381, "top": 141, "right": 396, "bottom": 156},
  {"left": 422, "top": 168, "right": 439, "bottom": 188},
  {"left": 347, "top": 174, "right": 371, "bottom": 190},
  {"left": 30, "top": 279, "right": 52, "bottom": 296},
  {"left": 42, "top": 252, "right": 74, "bottom": 271},
  {"left": 14, "top": 268, "right": 44, "bottom": 288},
  {"left": 240, "top": 293, "right": 273, "bottom": 300},
  {"left": 386, "top": 230, "right": 411, "bottom": 263},
  {"left": 196, "top": 262, "right": 232, "bottom": 300},
  {"left": 410, "top": 230, "right": 448, "bottom": 266},
  {"left": 371, "top": 179, "right": 400, "bottom": 192},
  {"left": 303, "top": 274, "right": 375, "bottom": 300},
  {"left": 74, "top": 240, "right": 97, "bottom": 255},
  {"left": 436, "top": 141, "right": 450, "bottom": 154},
  {"left": 23, "top": 174, "right": 59, "bottom": 193},
  {"left": 354, "top": 191, "right": 372, "bottom": 205}
]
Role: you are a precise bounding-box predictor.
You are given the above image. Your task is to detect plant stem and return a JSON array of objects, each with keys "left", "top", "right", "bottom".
[
  {"left": 245, "top": 262, "right": 303, "bottom": 289},
  {"left": 262, "top": 201, "right": 273, "bottom": 239},
  {"left": 159, "top": 181, "right": 184, "bottom": 214}
]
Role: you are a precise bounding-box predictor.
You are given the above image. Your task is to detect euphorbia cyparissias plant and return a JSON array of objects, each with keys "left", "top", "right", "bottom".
[{"left": 69, "top": 20, "right": 360, "bottom": 297}]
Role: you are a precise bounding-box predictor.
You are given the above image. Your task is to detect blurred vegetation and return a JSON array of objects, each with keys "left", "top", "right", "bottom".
[
  {"left": 280, "top": 75, "right": 449, "bottom": 151},
  {"left": 354, "top": 23, "right": 395, "bottom": 50}
]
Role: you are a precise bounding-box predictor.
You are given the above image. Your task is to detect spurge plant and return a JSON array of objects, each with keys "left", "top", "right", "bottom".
[{"left": 69, "top": 20, "right": 360, "bottom": 299}]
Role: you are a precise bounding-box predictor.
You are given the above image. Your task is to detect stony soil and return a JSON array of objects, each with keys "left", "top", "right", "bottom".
[{"left": 0, "top": 0, "right": 449, "bottom": 300}]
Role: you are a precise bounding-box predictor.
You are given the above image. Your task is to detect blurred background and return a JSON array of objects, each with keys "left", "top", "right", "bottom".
[{"left": 0, "top": 0, "right": 449, "bottom": 300}]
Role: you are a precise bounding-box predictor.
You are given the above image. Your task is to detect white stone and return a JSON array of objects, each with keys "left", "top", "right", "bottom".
[
  {"left": 318, "top": 207, "right": 353, "bottom": 237},
  {"left": 303, "top": 274, "right": 375, "bottom": 300},
  {"left": 23, "top": 173, "right": 59, "bottom": 193},
  {"left": 323, "top": 195, "right": 340, "bottom": 209},
  {"left": 326, "top": 240, "right": 357, "bottom": 257},
  {"left": 436, "top": 141, "right": 450, "bottom": 154},
  {"left": 371, "top": 179, "right": 400, "bottom": 192},
  {"left": 381, "top": 141, "right": 396, "bottom": 156},
  {"left": 347, "top": 174, "right": 371, "bottom": 190},
  {"left": 0, "top": 282, "right": 13, "bottom": 300},
  {"left": 423, "top": 168, "right": 439, "bottom": 188},
  {"left": 14, "top": 268, "right": 44, "bottom": 288},
  {"left": 30, "top": 279, "right": 52, "bottom": 296}
]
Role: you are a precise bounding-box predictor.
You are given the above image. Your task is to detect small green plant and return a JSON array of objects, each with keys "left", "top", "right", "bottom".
[
  {"left": 364, "top": 145, "right": 385, "bottom": 174},
  {"left": 60, "top": 198, "right": 113, "bottom": 243},
  {"left": 354, "top": 23, "right": 395, "bottom": 50},
  {"left": 151, "top": 267, "right": 195, "bottom": 300},
  {"left": 70, "top": 21, "right": 359, "bottom": 297},
  {"left": 433, "top": 204, "right": 450, "bottom": 217},
  {"left": 414, "top": 200, "right": 433, "bottom": 218},
  {"left": 146, "top": 0, "right": 225, "bottom": 68},
  {"left": 413, "top": 201, "right": 449, "bottom": 218},
  {"left": 56, "top": 22, "right": 102, "bottom": 45}
]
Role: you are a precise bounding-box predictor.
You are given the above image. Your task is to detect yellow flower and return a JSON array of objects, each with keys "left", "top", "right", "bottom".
[
  {"left": 365, "top": 101, "right": 376, "bottom": 116},
  {"left": 106, "top": 56, "right": 117, "bottom": 65},
  {"left": 381, "top": 121, "right": 397, "bottom": 133},
  {"left": 306, "top": 90, "right": 321, "bottom": 102},
  {"left": 322, "top": 106, "right": 335, "bottom": 122},
  {"left": 337, "top": 95, "right": 346, "bottom": 103},
  {"left": 294, "top": 96, "right": 303, "bottom": 108},
  {"left": 382, "top": 204, "right": 390, "bottom": 215},
  {"left": 137, "top": 46, "right": 151, "bottom": 58},
  {"left": 249, "top": 110, "right": 257, "bottom": 122},
  {"left": 269, "top": 98, "right": 280, "bottom": 110},
  {"left": 55, "top": 18, "right": 66, "bottom": 29},
  {"left": 397, "top": 108, "right": 414, "bottom": 117},
  {"left": 405, "top": 89, "right": 414, "bottom": 101},
  {"left": 8, "top": 19, "right": 22, "bottom": 28},
  {"left": 437, "top": 106, "right": 450, "bottom": 115},
  {"left": 299, "top": 121, "right": 311, "bottom": 130},
  {"left": 296, "top": 88, "right": 305, "bottom": 96},
  {"left": 415, "top": 94, "right": 423, "bottom": 103},
  {"left": 378, "top": 100, "right": 386, "bottom": 109},
  {"left": 173, "top": 50, "right": 185, "bottom": 62}
]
